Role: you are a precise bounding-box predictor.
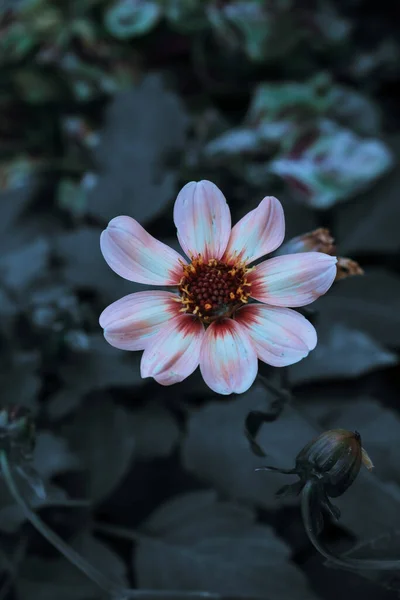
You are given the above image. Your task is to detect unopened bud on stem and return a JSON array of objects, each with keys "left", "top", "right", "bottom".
[
  {"left": 295, "top": 429, "right": 373, "bottom": 497},
  {"left": 257, "top": 428, "right": 373, "bottom": 501},
  {"left": 278, "top": 228, "right": 335, "bottom": 255}
]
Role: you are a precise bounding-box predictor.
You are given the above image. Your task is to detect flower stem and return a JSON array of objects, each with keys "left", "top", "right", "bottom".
[
  {"left": 0, "top": 451, "right": 122, "bottom": 597},
  {"left": 301, "top": 480, "right": 400, "bottom": 571}
]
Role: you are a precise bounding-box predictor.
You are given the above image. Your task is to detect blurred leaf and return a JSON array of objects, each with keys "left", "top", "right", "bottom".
[
  {"left": 340, "top": 531, "right": 400, "bottom": 595},
  {"left": 0, "top": 288, "right": 16, "bottom": 318},
  {"left": 0, "top": 238, "right": 50, "bottom": 292},
  {"left": 130, "top": 402, "right": 180, "bottom": 460},
  {"left": 328, "top": 85, "right": 381, "bottom": 135},
  {"left": 182, "top": 385, "right": 400, "bottom": 539},
  {"left": 135, "top": 490, "right": 318, "bottom": 600},
  {"left": 182, "top": 385, "right": 315, "bottom": 512},
  {"left": 104, "top": 0, "right": 162, "bottom": 39},
  {"left": 33, "top": 431, "right": 79, "bottom": 480},
  {"left": 314, "top": 269, "right": 400, "bottom": 346},
  {"left": 0, "top": 430, "right": 76, "bottom": 531},
  {"left": 56, "top": 177, "right": 94, "bottom": 219},
  {"left": 0, "top": 483, "right": 70, "bottom": 534},
  {"left": 13, "top": 70, "right": 60, "bottom": 104},
  {"left": 165, "top": 0, "right": 205, "bottom": 31},
  {"left": 46, "top": 388, "right": 85, "bottom": 422},
  {"left": 86, "top": 74, "right": 189, "bottom": 223},
  {"left": 210, "top": 1, "right": 300, "bottom": 63},
  {"left": 63, "top": 396, "right": 136, "bottom": 503},
  {"left": 17, "top": 533, "right": 128, "bottom": 600},
  {"left": 49, "top": 335, "right": 143, "bottom": 421},
  {"left": 205, "top": 127, "right": 263, "bottom": 157},
  {"left": 290, "top": 322, "right": 397, "bottom": 385},
  {"left": 58, "top": 334, "right": 143, "bottom": 394},
  {"left": 0, "top": 352, "right": 40, "bottom": 413},
  {"left": 54, "top": 227, "right": 141, "bottom": 300},
  {"left": 270, "top": 120, "right": 393, "bottom": 209},
  {"left": 0, "top": 187, "right": 36, "bottom": 241},
  {"left": 248, "top": 75, "right": 332, "bottom": 128},
  {"left": 337, "top": 136, "right": 400, "bottom": 254}
]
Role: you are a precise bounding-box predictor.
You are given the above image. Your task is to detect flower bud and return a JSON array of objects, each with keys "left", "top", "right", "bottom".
[
  {"left": 335, "top": 257, "right": 364, "bottom": 281},
  {"left": 278, "top": 228, "right": 335, "bottom": 256},
  {"left": 256, "top": 428, "right": 373, "bottom": 504},
  {"left": 0, "top": 405, "right": 35, "bottom": 464},
  {"left": 277, "top": 229, "right": 363, "bottom": 283},
  {"left": 295, "top": 429, "right": 373, "bottom": 498}
]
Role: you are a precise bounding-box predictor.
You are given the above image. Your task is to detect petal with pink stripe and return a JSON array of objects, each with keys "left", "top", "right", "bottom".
[
  {"left": 199, "top": 319, "right": 258, "bottom": 395},
  {"left": 223, "top": 196, "right": 285, "bottom": 265},
  {"left": 249, "top": 252, "right": 337, "bottom": 307},
  {"left": 141, "top": 315, "right": 204, "bottom": 386},
  {"left": 235, "top": 304, "right": 317, "bottom": 367},
  {"left": 100, "top": 291, "right": 180, "bottom": 351},
  {"left": 101, "top": 216, "right": 186, "bottom": 285},
  {"left": 173, "top": 180, "right": 231, "bottom": 261}
]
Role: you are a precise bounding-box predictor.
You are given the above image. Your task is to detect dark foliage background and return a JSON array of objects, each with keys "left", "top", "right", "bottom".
[{"left": 1, "top": 1, "right": 400, "bottom": 599}]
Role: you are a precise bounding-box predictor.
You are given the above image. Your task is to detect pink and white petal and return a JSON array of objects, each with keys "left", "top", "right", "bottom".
[
  {"left": 101, "top": 215, "right": 186, "bottom": 285},
  {"left": 100, "top": 291, "right": 181, "bottom": 351},
  {"left": 235, "top": 304, "right": 317, "bottom": 367},
  {"left": 173, "top": 180, "right": 231, "bottom": 261},
  {"left": 199, "top": 319, "right": 258, "bottom": 395},
  {"left": 223, "top": 196, "right": 285, "bottom": 265},
  {"left": 249, "top": 252, "right": 337, "bottom": 307},
  {"left": 141, "top": 315, "right": 204, "bottom": 386}
]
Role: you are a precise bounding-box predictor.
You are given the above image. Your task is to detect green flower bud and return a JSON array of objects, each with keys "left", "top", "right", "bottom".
[
  {"left": 295, "top": 429, "right": 373, "bottom": 498},
  {"left": 257, "top": 428, "right": 373, "bottom": 504}
]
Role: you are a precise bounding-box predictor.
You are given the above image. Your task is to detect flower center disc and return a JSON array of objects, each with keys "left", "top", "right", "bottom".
[{"left": 178, "top": 257, "right": 252, "bottom": 322}]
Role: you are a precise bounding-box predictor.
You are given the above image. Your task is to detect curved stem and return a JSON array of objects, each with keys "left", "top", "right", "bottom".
[
  {"left": 0, "top": 451, "right": 122, "bottom": 597},
  {"left": 301, "top": 480, "right": 400, "bottom": 571}
]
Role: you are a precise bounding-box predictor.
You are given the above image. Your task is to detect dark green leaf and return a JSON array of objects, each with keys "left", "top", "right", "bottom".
[
  {"left": 58, "top": 334, "right": 143, "bottom": 394},
  {"left": 54, "top": 227, "right": 141, "bottom": 300},
  {"left": 0, "top": 238, "right": 50, "bottom": 292},
  {"left": 337, "top": 136, "right": 400, "bottom": 254},
  {"left": 314, "top": 269, "right": 400, "bottom": 346},
  {"left": 86, "top": 74, "right": 189, "bottom": 223},
  {"left": 33, "top": 431, "right": 79, "bottom": 479},
  {"left": 182, "top": 384, "right": 314, "bottom": 511},
  {"left": 63, "top": 397, "right": 136, "bottom": 503},
  {"left": 0, "top": 352, "right": 41, "bottom": 414},
  {"left": 290, "top": 322, "right": 397, "bottom": 385},
  {"left": 17, "top": 533, "right": 128, "bottom": 600},
  {"left": 135, "top": 491, "right": 318, "bottom": 600},
  {"left": 130, "top": 402, "right": 180, "bottom": 460}
]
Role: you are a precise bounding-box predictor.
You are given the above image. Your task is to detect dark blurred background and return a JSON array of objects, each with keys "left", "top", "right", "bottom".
[{"left": 1, "top": 1, "right": 400, "bottom": 599}]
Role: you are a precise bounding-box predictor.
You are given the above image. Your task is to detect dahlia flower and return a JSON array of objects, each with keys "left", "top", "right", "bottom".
[{"left": 100, "top": 180, "right": 337, "bottom": 394}]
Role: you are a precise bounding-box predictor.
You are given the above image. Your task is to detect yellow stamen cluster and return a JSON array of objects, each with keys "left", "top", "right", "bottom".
[{"left": 178, "top": 256, "right": 253, "bottom": 323}]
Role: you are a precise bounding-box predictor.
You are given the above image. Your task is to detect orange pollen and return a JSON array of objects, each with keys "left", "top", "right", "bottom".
[{"left": 178, "top": 255, "right": 253, "bottom": 322}]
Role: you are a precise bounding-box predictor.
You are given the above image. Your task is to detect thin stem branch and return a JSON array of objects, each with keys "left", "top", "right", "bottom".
[
  {"left": 301, "top": 480, "right": 400, "bottom": 571},
  {"left": 0, "top": 451, "right": 122, "bottom": 597}
]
